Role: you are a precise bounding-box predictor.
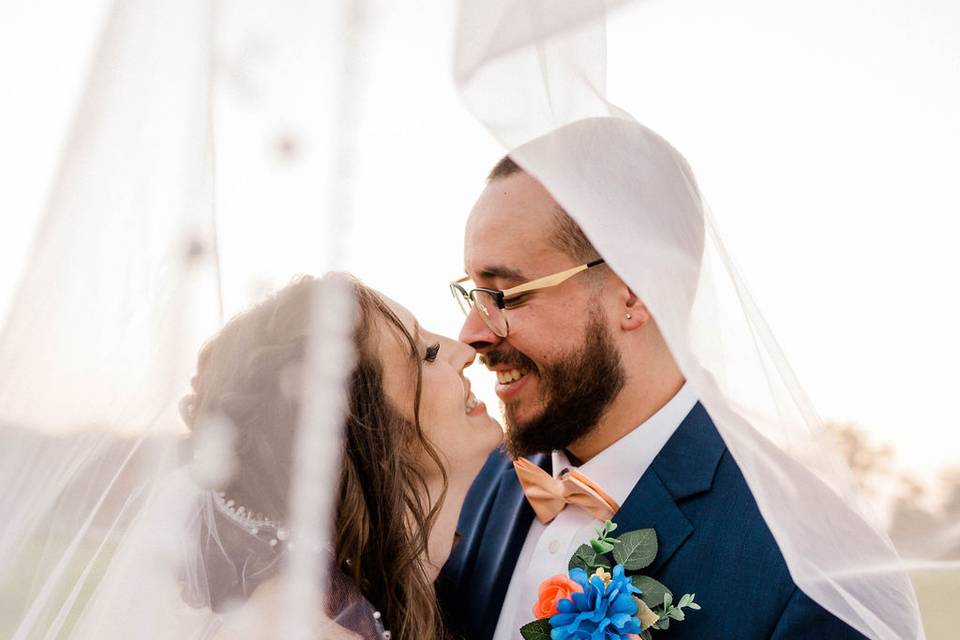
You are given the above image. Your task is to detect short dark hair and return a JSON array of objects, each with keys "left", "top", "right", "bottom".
[
  {"left": 486, "top": 155, "right": 522, "bottom": 182},
  {"left": 487, "top": 155, "right": 599, "bottom": 263}
]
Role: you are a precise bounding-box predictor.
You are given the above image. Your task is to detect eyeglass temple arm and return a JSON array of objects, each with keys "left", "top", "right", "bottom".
[{"left": 502, "top": 258, "right": 605, "bottom": 297}]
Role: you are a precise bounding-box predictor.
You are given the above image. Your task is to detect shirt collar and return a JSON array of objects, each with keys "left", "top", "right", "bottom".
[{"left": 551, "top": 381, "right": 699, "bottom": 508}]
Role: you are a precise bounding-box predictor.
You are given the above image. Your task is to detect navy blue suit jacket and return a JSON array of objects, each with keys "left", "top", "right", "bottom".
[{"left": 438, "top": 403, "right": 869, "bottom": 639}]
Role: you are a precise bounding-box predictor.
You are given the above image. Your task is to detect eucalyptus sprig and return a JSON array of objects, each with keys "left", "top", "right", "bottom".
[
  {"left": 652, "top": 593, "right": 701, "bottom": 630},
  {"left": 590, "top": 519, "right": 620, "bottom": 554}
]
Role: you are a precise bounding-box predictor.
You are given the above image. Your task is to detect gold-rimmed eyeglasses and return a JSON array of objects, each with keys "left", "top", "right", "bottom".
[{"left": 449, "top": 258, "right": 606, "bottom": 337}]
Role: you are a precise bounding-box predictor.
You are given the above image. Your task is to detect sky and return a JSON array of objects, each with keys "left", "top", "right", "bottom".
[{"left": 1, "top": 0, "right": 958, "bottom": 477}]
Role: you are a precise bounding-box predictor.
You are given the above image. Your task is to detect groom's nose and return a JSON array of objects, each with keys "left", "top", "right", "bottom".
[{"left": 458, "top": 307, "right": 500, "bottom": 352}]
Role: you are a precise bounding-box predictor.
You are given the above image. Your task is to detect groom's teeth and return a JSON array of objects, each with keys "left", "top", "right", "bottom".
[{"left": 496, "top": 368, "right": 527, "bottom": 384}]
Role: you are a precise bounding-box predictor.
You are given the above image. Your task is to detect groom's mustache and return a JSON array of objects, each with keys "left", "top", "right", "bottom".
[{"left": 480, "top": 347, "right": 538, "bottom": 374}]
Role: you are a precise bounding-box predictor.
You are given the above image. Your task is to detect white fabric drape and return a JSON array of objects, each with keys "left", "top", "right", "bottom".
[
  {"left": 452, "top": 2, "right": 946, "bottom": 638},
  {"left": 0, "top": 0, "right": 364, "bottom": 638},
  {"left": 0, "top": 0, "right": 954, "bottom": 638}
]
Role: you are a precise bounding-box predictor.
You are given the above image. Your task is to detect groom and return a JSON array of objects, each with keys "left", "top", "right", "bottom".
[{"left": 437, "top": 152, "right": 869, "bottom": 639}]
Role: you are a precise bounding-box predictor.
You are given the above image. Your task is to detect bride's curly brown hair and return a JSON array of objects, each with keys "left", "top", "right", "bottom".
[{"left": 180, "top": 275, "right": 448, "bottom": 639}]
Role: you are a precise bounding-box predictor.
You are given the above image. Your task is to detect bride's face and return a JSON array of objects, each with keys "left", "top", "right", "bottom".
[{"left": 374, "top": 295, "right": 503, "bottom": 482}]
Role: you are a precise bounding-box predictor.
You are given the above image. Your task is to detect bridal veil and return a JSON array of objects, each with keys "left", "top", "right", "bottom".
[{"left": 1, "top": 1, "right": 956, "bottom": 639}]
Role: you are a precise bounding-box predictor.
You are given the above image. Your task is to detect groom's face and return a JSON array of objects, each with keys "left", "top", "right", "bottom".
[{"left": 460, "top": 171, "right": 625, "bottom": 457}]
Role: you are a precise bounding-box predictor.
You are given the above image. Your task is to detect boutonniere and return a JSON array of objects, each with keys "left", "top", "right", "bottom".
[{"left": 520, "top": 521, "right": 700, "bottom": 639}]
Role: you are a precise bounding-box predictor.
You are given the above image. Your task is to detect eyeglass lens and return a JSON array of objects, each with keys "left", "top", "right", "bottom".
[{"left": 450, "top": 285, "right": 507, "bottom": 337}]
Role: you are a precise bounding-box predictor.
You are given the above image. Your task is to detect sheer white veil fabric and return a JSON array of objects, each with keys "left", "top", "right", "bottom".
[
  {"left": 0, "top": 2, "right": 220, "bottom": 635},
  {"left": 0, "top": 0, "right": 370, "bottom": 638},
  {"left": 453, "top": 1, "right": 928, "bottom": 639},
  {"left": 0, "top": 0, "right": 951, "bottom": 638}
]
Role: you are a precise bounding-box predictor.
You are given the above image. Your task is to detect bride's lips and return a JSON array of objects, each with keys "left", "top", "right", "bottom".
[
  {"left": 466, "top": 397, "right": 488, "bottom": 417},
  {"left": 464, "top": 380, "right": 488, "bottom": 417}
]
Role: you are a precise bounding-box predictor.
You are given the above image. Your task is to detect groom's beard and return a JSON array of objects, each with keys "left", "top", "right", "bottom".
[{"left": 492, "top": 314, "right": 626, "bottom": 459}]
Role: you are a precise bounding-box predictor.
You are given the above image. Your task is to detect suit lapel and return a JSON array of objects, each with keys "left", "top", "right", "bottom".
[
  {"left": 612, "top": 467, "right": 693, "bottom": 575},
  {"left": 612, "top": 403, "right": 726, "bottom": 575},
  {"left": 469, "top": 453, "right": 547, "bottom": 638}
]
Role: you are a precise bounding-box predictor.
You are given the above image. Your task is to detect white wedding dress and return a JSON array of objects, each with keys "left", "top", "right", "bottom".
[{"left": 61, "top": 467, "right": 387, "bottom": 640}]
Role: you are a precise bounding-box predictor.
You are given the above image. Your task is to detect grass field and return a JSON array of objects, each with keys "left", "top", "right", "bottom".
[
  {"left": 3, "top": 540, "right": 954, "bottom": 638},
  {"left": 913, "top": 569, "right": 958, "bottom": 639}
]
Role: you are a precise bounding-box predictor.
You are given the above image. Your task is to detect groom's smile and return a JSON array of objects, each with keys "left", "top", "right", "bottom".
[
  {"left": 480, "top": 347, "right": 542, "bottom": 424},
  {"left": 482, "top": 350, "right": 536, "bottom": 402},
  {"left": 493, "top": 367, "right": 530, "bottom": 399},
  {"left": 458, "top": 166, "right": 626, "bottom": 457}
]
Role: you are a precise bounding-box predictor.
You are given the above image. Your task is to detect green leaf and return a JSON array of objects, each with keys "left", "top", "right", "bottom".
[
  {"left": 630, "top": 575, "right": 672, "bottom": 609},
  {"left": 590, "top": 538, "right": 615, "bottom": 554},
  {"left": 663, "top": 592, "right": 673, "bottom": 609},
  {"left": 605, "top": 520, "right": 618, "bottom": 534},
  {"left": 668, "top": 607, "right": 685, "bottom": 622},
  {"left": 519, "top": 619, "right": 553, "bottom": 640},
  {"left": 569, "top": 543, "right": 610, "bottom": 572},
  {"left": 611, "top": 528, "right": 658, "bottom": 570}
]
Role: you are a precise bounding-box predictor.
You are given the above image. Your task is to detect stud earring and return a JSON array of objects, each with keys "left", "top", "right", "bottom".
[{"left": 625, "top": 313, "right": 632, "bottom": 320}]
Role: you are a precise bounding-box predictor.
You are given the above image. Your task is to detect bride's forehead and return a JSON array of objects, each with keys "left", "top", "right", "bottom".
[
  {"left": 366, "top": 296, "right": 421, "bottom": 362},
  {"left": 377, "top": 294, "right": 416, "bottom": 332}
]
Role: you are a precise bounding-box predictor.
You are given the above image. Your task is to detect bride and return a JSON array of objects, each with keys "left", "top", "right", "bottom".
[{"left": 78, "top": 274, "right": 502, "bottom": 640}]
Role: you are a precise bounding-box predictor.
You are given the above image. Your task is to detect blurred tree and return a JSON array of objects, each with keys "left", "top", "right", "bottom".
[
  {"left": 934, "top": 469, "right": 960, "bottom": 560},
  {"left": 889, "top": 476, "right": 943, "bottom": 558},
  {"left": 826, "top": 421, "right": 896, "bottom": 498},
  {"left": 823, "top": 421, "right": 953, "bottom": 558}
]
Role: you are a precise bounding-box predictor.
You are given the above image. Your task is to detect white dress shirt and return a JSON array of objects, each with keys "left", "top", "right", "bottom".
[{"left": 491, "top": 382, "right": 698, "bottom": 639}]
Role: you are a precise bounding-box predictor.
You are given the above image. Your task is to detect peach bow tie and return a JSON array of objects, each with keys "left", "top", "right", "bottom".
[{"left": 513, "top": 457, "right": 620, "bottom": 524}]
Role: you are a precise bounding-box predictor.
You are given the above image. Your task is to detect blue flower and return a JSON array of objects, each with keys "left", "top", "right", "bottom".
[{"left": 548, "top": 564, "right": 643, "bottom": 639}]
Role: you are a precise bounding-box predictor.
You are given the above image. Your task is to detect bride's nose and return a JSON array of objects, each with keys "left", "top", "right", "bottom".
[{"left": 449, "top": 337, "right": 477, "bottom": 371}]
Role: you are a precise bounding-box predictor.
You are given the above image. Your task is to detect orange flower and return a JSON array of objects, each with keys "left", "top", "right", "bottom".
[{"left": 533, "top": 574, "right": 584, "bottom": 619}]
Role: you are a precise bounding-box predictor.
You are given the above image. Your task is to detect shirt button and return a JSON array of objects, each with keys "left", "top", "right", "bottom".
[{"left": 548, "top": 539, "right": 561, "bottom": 554}]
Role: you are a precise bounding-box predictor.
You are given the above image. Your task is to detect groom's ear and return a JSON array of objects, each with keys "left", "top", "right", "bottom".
[{"left": 621, "top": 288, "right": 651, "bottom": 331}]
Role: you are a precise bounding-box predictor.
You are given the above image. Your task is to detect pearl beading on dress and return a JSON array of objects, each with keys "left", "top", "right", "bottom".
[
  {"left": 212, "top": 491, "right": 289, "bottom": 545},
  {"left": 211, "top": 492, "right": 391, "bottom": 639}
]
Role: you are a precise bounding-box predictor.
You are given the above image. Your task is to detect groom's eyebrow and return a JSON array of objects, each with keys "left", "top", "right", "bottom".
[{"left": 477, "top": 264, "right": 526, "bottom": 283}]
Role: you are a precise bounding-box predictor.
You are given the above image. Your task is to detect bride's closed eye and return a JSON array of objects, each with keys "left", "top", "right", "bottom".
[{"left": 424, "top": 343, "right": 441, "bottom": 363}]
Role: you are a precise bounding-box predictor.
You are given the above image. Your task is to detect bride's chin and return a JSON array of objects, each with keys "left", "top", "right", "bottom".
[
  {"left": 488, "top": 417, "right": 505, "bottom": 446},
  {"left": 451, "top": 424, "right": 502, "bottom": 476},
  {"left": 473, "top": 414, "right": 504, "bottom": 447}
]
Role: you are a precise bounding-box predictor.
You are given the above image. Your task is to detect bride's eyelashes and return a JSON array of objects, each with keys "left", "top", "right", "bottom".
[{"left": 424, "top": 343, "right": 441, "bottom": 363}]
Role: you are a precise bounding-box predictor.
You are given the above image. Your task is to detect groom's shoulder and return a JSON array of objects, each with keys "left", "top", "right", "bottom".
[
  {"left": 646, "top": 406, "right": 793, "bottom": 590},
  {"left": 668, "top": 408, "right": 787, "bottom": 564},
  {"left": 464, "top": 448, "right": 515, "bottom": 504},
  {"left": 683, "top": 442, "right": 786, "bottom": 560},
  {"left": 459, "top": 449, "right": 513, "bottom": 518},
  {"left": 450, "top": 448, "right": 525, "bottom": 551},
  {"left": 666, "top": 444, "right": 869, "bottom": 638},
  {"left": 655, "top": 409, "right": 872, "bottom": 636},
  {"left": 438, "top": 448, "right": 525, "bottom": 619}
]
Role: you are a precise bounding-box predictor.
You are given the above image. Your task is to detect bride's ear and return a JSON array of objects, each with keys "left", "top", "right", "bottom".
[{"left": 621, "top": 288, "right": 651, "bottom": 331}]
